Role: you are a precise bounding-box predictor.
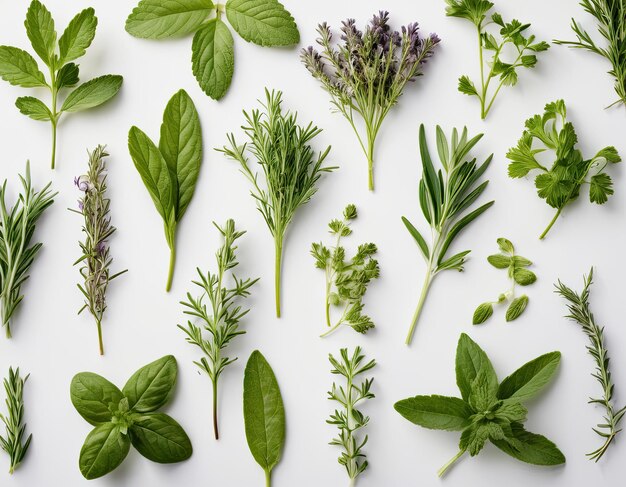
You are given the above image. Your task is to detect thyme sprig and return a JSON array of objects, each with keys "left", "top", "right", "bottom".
[{"left": 0, "top": 367, "right": 32, "bottom": 474}]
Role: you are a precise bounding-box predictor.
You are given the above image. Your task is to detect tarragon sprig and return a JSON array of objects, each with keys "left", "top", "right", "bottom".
[{"left": 0, "top": 367, "right": 32, "bottom": 474}]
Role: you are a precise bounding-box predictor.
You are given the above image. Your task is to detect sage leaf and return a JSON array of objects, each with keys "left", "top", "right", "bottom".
[
  {"left": 225, "top": 0, "right": 299, "bottom": 47},
  {"left": 129, "top": 413, "right": 192, "bottom": 463},
  {"left": 472, "top": 302, "right": 493, "bottom": 325},
  {"left": 25, "top": 0, "right": 56, "bottom": 66},
  {"left": 58, "top": 7, "right": 97, "bottom": 64},
  {"left": 70, "top": 372, "right": 124, "bottom": 425},
  {"left": 61, "top": 74, "right": 123, "bottom": 112},
  {"left": 491, "top": 423, "right": 565, "bottom": 466},
  {"left": 243, "top": 350, "right": 285, "bottom": 480},
  {"left": 15, "top": 96, "right": 51, "bottom": 121},
  {"left": 455, "top": 333, "right": 498, "bottom": 401},
  {"left": 192, "top": 18, "right": 235, "bottom": 100},
  {"left": 79, "top": 423, "right": 130, "bottom": 480},
  {"left": 0, "top": 47, "right": 47, "bottom": 87},
  {"left": 394, "top": 395, "right": 472, "bottom": 431},
  {"left": 122, "top": 355, "right": 177, "bottom": 413},
  {"left": 126, "top": 0, "right": 215, "bottom": 39},
  {"left": 506, "top": 295, "right": 529, "bottom": 322},
  {"left": 498, "top": 352, "right": 561, "bottom": 402}
]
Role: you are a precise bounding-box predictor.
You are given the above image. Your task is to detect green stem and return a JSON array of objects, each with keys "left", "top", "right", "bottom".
[
  {"left": 539, "top": 207, "right": 563, "bottom": 240},
  {"left": 49, "top": 66, "right": 59, "bottom": 169},
  {"left": 50, "top": 121, "right": 58, "bottom": 169},
  {"left": 274, "top": 237, "right": 283, "bottom": 318},
  {"left": 96, "top": 318, "right": 104, "bottom": 355},
  {"left": 5, "top": 323, "right": 11, "bottom": 339},
  {"left": 367, "top": 134, "right": 375, "bottom": 191},
  {"left": 265, "top": 469, "right": 271, "bottom": 487},
  {"left": 405, "top": 271, "right": 433, "bottom": 345},
  {"left": 212, "top": 379, "right": 219, "bottom": 440},
  {"left": 349, "top": 477, "right": 356, "bottom": 487},
  {"left": 166, "top": 245, "right": 176, "bottom": 292},
  {"left": 437, "top": 449, "right": 466, "bottom": 477}
]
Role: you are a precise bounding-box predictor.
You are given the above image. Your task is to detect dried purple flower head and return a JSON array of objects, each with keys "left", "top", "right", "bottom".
[{"left": 74, "top": 175, "right": 92, "bottom": 192}]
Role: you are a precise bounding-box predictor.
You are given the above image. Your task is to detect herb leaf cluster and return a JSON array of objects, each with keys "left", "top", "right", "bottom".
[
  {"left": 178, "top": 219, "right": 258, "bottom": 440},
  {"left": 0, "top": 0, "right": 123, "bottom": 169},
  {"left": 473, "top": 238, "right": 536, "bottom": 325},
  {"left": 403, "top": 125, "right": 493, "bottom": 345},
  {"left": 126, "top": 0, "right": 299, "bottom": 100},
  {"left": 445, "top": 0, "right": 549, "bottom": 119},
  {"left": 311, "top": 205, "right": 380, "bottom": 337},
  {"left": 70, "top": 356, "right": 192, "bottom": 479},
  {"left": 0, "top": 367, "right": 32, "bottom": 474},
  {"left": 506, "top": 100, "right": 620, "bottom": 239},
  {"left": 301, "top": 11, "right": 440, "bottom": 190},
  {"left": 395, "top": 333, "right": 565, "bottom": 477}
]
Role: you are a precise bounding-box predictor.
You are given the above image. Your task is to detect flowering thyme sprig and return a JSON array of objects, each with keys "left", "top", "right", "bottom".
[
  {"left": 301, "top": 11, "right": 440, "bottom": 190},
  {"left": 72, "top": 146, "right": 126, "bottom": 355}
]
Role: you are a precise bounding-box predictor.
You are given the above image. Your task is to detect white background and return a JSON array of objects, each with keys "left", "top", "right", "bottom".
[{"left": 0, "top": 0, "right": 624, "bottom": 485}]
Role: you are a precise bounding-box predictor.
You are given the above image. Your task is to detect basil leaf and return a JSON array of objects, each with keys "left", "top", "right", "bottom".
[
  {"left": 497, "top": 352, "right": 561, "bottom": 403},
  {"left": 126, "top": 0, "right": 215, "bottom": 39},
  {"left": 491, "top": 422, "right": 566, "bottom": 465},
  {"left": 0, "top": 46, "right": 47, "bottom": 87},
  {"left": 158, "top": 89, "right": 202, "bottom": 221},
  {"left": 129, "top": 413, "right": 192, "bottom": 463},
  {"left": 15, "top": 96, "right": 51, "bottom": 121},
  {"left": 192, "top": 18, "right": 234, "bottom": 100},
  {"left": 79, "top": 423, "right": 130, "bottom": 480},
  {"left": 57, "top": 62, "right": 79, "bottom": 88},
  {"left": 455, "top": 333, "right": 498, "bottom": 401},
  {"left": 25, "top": 0, "right": 57, "bottom": 66},
  {"left": 61, "top": 74, "right": 123, "bottom": 112},
  {"left": 394, "top": 395, "right": 472, "bottom": 431},
  {"left": 58, "top": 7, "right": 97, "bottom": 65},
  {"left": 243, "top": 350, "right": 285, "bottom": 477},
  {"left": 225, "top": 0, "right": 299, "bottom": 47},
  {"left": 70, "top": 372, "right": 124, "bottom": 425},
  {"left": 122, "top": 355, "right": 177, "bottom": 413},
  {"left": 505, "top": 295, "right": 529, "bottom": 321}
]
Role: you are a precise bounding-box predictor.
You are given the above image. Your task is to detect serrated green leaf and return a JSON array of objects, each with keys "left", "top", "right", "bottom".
[
  {"left": 394, "top": 395, "right": 473, "bottom": 431},
  {"left": 225, "top": 0, "right": 299, "bottom": 46},
  {"left": 15, "top": 96, "right": 51, "bottom": 121},
  {"left": 455, "top": 333, "right": 498, "bottom": 402},
  {"left": 505, "top": 295, "right": 528, "bottom": 321},
  {"left": 192, "top": 18, "right": 234, "bottom": 100},
  {"left": 458, "top": 75, "right": 479, "bottom": 97},
  {"left": 472, "top": 302, "right": 493, "bottom": 325},
  {"left": 487, "top": 254, "right": 511, "bottom": 269},
  {"left": 589, "top": 172, "right": 613, "bottom": 204},
  {"left": 126, "top": 0, "right": 215, "bottom": 39},
  {"left": 58, "top": 7, "right": 97, "bottom": 64},
  {"left": 25, "top": 0, "right": 57, "bottom": 66},
  {"left": 0, "top": 46, "right": 47, "bottom": 87},
  {"left": 498, "top": 352, "right": 561, "bottom": 402},
  {"left": 57, "top": 61, "right": 79, "bottom": 87},
  {"left": 594, "top": 146, "right": 621, "bottom": 164},
  {"left": 61, "top": 74, "right": 123, "bottom": 112},
  {"left": 491, "top": 422, "right": 565, "bottom": 465}
]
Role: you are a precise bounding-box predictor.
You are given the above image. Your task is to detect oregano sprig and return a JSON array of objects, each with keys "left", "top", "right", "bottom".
[
  {"left": 0, "top": 0, "right": 123, "bottom": 169},
  {"left": 178, "top": 219, "right": 258, "bottom": 440},
  {"left": 0, "top": 367, "right": 32, "bottom": 474}
]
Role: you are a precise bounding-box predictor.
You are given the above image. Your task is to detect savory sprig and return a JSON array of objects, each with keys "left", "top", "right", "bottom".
[
  {"left": 0, "top": 164, "right": 56, "bottom": 338},
  {"left": 311, "top": 205, "right": 379, "bottom": 337},
  {"left": 0, "top": 0, "right": 123, "bottom": 169},
  {"left": 445, "top": 0, "right": 549, "bottom": 119},
  {"left": 0, "top": 367, "right": 32, "bottom": 474},
  {"left": 301, "top": 11, "right": 440, "bottom": 190},
  {"left": 555, "top": 0, "right": 626, "bottom": 108},
  {"left": 403, "top": 125, "right": 493, "bottom": 345},
  {"left": 219, "top": 89, "right": 335, "bottom": 317},
  {"left": 473, "top": 238, "right": 536, "bottom": 325},
  {"left": 178, "top": 219, "right": 258, "bottom": 440},
  {"left": 506, "top": 100, "right": 620, "bottom": 239},
  {"left": 555, "top": 269, "right": 625, "bottom": 461},
  {"left": 327, "top": 347, "right": 375, "bottom": 485},
  {"left": 72, "top": 146, "right": 127, "bottom": 355}
]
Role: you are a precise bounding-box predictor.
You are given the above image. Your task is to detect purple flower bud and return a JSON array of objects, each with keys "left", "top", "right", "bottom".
[
  {"left": 74, "top": 175, "right": 92, "bottom": 192},
  {"left": 77, "top": 200, "right": 84, "bottom": 211}
]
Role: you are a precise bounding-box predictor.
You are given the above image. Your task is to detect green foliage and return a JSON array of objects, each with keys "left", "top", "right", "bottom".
[
  {"left": 327, "top": 347, "right": 376, "bottom": 483},
  {"left": 70, "top": 356, "right": 192, "bottom": 479},
  {"left": 555, "top": 269, "right": 626, "bottom": 461},
  {"left": 0, "top": 1, "right": 122, "bottom": 168},
  {"left": 311, "top": 205, "right": 380, "bottom": 337},
  {"left": 445, "top": 0, "right": 549, "bottom": 119},
  {"left": 403, "top": 125, "right": 493, "bottom": 345},
  {"left": 395, "top": 333, "right": 565, "bottom": 477},
  {"left": 126, "top": 0, "right": 299, "bottom": 100},
  {"left": 506, "top": 100, "right": 620, "bottom": 239},
  {"left": 128, "top": 89, "right": 203, "bottom": 292},
  {"left": 0, "top": 368, "right": 32, "bottom": 474}
]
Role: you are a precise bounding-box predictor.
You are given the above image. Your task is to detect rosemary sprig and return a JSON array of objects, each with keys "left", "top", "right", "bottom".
[
  {"left": 219, "top": 89, "right": 335, "bottom": 317},
  {"left": 0, "top": 163, "right": 56, "bottom": 338},
  {"left": 0, "top": 367, "right": 32, "bottom": 474},
  {"left": 72, "top": 146, "right": 127, "bottom": 355},
  {"left": 327, "top": 347, "right": 375, "bottom": 486},
  {"left": 179, "top": 220, "right": 258, "bottom": 440},
  {"left": 555, "top": 268, "right": 626, "bottom": 461}
]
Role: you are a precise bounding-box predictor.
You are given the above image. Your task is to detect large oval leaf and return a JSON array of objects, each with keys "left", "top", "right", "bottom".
[
  {"left": 394, "top": 395, "right": 472, "bottom": 431},
  {"left": 126, "top": 0, "right": 215, "bottom": 39},
  {"left": 61, "top": 75, "right": 123, "bottom": 112},
  {"left": 497, "top": 351, "right": 561, "bottom": 402},
  {"left": 129, "top": 413, "right": 192, "bottom": 463},
  {"left": 455, "top": 333, "right": 498, "bottom": 402},
  {"left": 192, "top": 18, "right": 234, "bottom": 100},
  {"left": 243, "top": 350, "right": 285, "bottom": 476},
  {"left": 58, "top": 7, "right": 97, "bottom": 64},
  {"left": 79, "top": 423, "right": 130, "bottom": 480},
  {"left": 70, "top": 372, "right": 124, "bottom": 425},
  {"left": 225, "top": 0, "right": 299, "bottom": 46},
  {"left": 122, "top": 355, "right": 178, "bottom": 413},
  {"left": 0, "top": 46, "right": 47, "bottom": 87},
  {"left": 25, "top": 0, "right": 56, "bottom": 66},
  {"left": 16, "top": 96, "right": 52, "bottom": 121},
  {"left": 491, "top": 422, "right": 566, "bottom": 465}
]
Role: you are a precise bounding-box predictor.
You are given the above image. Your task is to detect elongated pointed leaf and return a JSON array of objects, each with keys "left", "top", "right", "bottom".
[
  {"left": 436, "top": 250, "right": 470, "bottom": 272},
  {"left": 455, "top": 333, "right": 498, "bottom": 402},
  {"left": 436, "top": 125, "right": 449, "bottom": 169},
  {"left": 70, "top": 372, "right": 124, "bottom": 425},
  {"left": 57, "top": 62, "right": 79, "bottom": 87},
  {"left": 225, "top": 0, "right": 299, "bottom": 46},
  {"left": 498, "top": 352, "right": 561, "bottom": 402},
  {"left": 79, "top": 423, "right": 130, "bottom": 480},
  {"left": 25, "top": 0, "right": 57, "bottom": 66},
  {"left": 58, "top": 8, "right": 97, "bottom": 65},
  {"left": 61, "top": 75, "right": 123, "bottom": 112},
  {"left": 402, "top": 216, "right": 429, "bottom": 260},
  {"left": 394, "top": 395, "right": 472, "bottom": 431},
  {"left": 122, "top": 355, "right": 178, "bottom": 412},
  {"left": 491, "top": 422, "right": 565, "bottom": 465},
  {"left": 15, "top": 96, "right": 51, "bottom": 121},
  {"left": 129, "top": 413, "right": 192, "bottom": 463},
  {"left": 419, "top": 124, "right": 442, "bottom": 224},
  {"left": 0, "top": 46, "right": 47, "bottom": 87},
  {"left": 192, "top": 18, "right": 234, "bottom": 100},
  {"left": 126, "top": 0, "right": 215, "bottom": 39}
]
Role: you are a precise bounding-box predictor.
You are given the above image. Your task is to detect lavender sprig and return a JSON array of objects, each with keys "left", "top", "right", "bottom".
[
  {"left": 301, "top": 11, "right": 440, "bottom": 190},
  {"left": 72, "top": 146, "right": 126, "bottom": 355}
]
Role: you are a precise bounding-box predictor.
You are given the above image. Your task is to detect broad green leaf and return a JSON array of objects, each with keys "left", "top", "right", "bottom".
[
  {"left": 58, "top": 7, "right": 97, "bottom": 64},
  {"left": 511, "top": 255, "right": 532, "bottom": 267},
  {"left": 126, "top": 0, "right": 215, "bottom": 39},
  {"left": 61, "top": 74, "right": 123, "bottom": 112},
  {"left": 505, "top": 295, "right": 528, "bottom": 321},
  {"left": 79, "top": 423, "right": 130, "bottom": 480},
  {"left": 0, "top": 46, "right": 47, "bottom": 87},
  {"left": 491, "top": 422, "right": 565, "bottom": 465},
  {"left": 513, "top": 268, "right": 536, "bottom": 286},
  {"left": 70, "top": 372, "right": 124, "bottom": 425},
  {"left": 192, "top": 18, "right": 234, "bottom": 100},
  {"left": 487, "top": 254, "right": 510, "bottom": 268},
  {"left": 25, "top": 0, "right": 57, "bottom": 66},
  {"left": 497, "top": 238, "right": 514, "bottom": 253},
  {"left": 129, "top": 413, "right": 192, "bottom": 463},
  {"left": 589, "top": 172, "right": 613, "bottom": 204},
  {"left": 159, "top": 89, "right": 202, "bottom": 221},
  {"left": 498, "top": 351, "right": 561, "bottom": 402},
  {"left": 225, "top": 0, "right": 299, "bottom": 46},
  {"left": 243, "top": 350, "right": 285, "bottom": 476},
  {"left": 402, "top": 216, "right": 429, "bottom": 260},
  {"left": 594, "top": 146, "right": 621, "bottom": 164},
  {"left": 394, "top": 395, "right": 472, "bottom": 431},
  {"left": 15, "top": 96, "right": 51, "bottom": 121},
  {"left": 472, "top": 302, "right": 493, "bottom": 325},
  {"left": 455, "top": 333, "right": 498, "bottom": 402},
  {"left": 122, "top": 355, "right": 178, "bottom": 413},
  {"left": 57, "top": 62, "right": 79, "bottom": 88}
]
